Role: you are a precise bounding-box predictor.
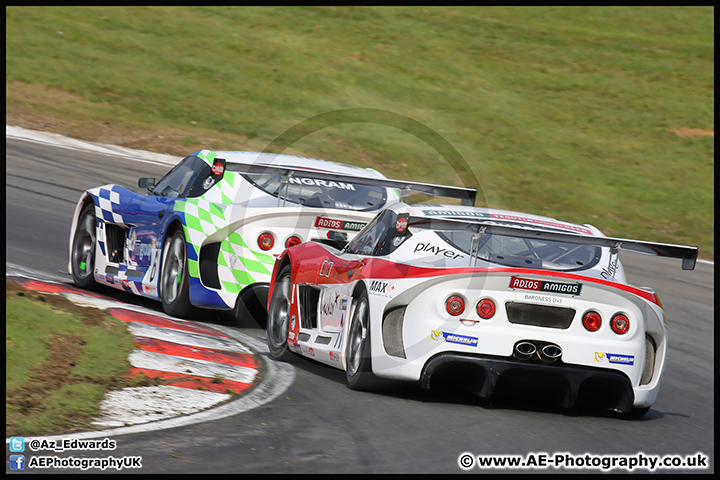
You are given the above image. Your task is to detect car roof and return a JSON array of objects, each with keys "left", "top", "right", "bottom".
[{"left": 195, "top": 150, "right": 388, "bottom": 180}]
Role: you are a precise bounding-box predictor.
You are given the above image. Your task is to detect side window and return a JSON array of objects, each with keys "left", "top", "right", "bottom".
[
  {"left": 151, "top": 156, "right": 212, "bottom": 198},
  {"left": 187, "top": 166, "right": 215, "bottom": 197},
  {"left": 344, "top": 210, "right": 409, "bottom": 256}
]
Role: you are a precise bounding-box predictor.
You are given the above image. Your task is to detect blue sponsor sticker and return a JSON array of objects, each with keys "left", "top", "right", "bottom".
[
  {"left": 595, "top": 352, "right": 634, "bottom": 365},
  {"left": 431, "top": 330, "right": 479, "bottom": 347}
]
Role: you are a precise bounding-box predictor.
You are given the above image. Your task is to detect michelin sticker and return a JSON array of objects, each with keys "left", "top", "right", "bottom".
[
  {"left": 430, "top": 330, "right": 479, "bottom": 347},
  {"left": 595, "top": 352, "right": 634, "bottom": 365}
]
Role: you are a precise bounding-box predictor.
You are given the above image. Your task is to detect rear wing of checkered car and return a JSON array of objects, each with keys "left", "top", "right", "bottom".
[
  {"left": 404, "top": 215, "right": 699, "bottom": 272},
  {"left": 219, "top": 159, "right": 477, "bottom": 206}
]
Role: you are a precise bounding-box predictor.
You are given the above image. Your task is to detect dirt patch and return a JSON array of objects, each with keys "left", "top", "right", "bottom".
[
  {"left": 6, "top": 333, "right": 84, "bottom": 416},
  {"left": 5, "top": 278, "right": 174, "bottom": 434},
  {"left": 669, "top": 127, "right": 714, "bottom": 138},
  {"left": 6, "top": 278, "right": 108, "bottom": 327}
]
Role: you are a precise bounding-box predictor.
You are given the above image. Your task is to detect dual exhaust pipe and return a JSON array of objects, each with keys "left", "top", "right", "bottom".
[{"left": 513, "top": 340, "right": 562, "bottom": 365}]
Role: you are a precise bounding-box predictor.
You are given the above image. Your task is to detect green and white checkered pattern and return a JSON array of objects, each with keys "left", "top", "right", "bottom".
[
  {"left": 172, "top": 149, "right": 278, "bottom": 305},
  {"left": 174, "top": 198, "right": 228, "bottom": 278},
  {"left": 217, "top": 232, "right": 276, "bottom": 294}
]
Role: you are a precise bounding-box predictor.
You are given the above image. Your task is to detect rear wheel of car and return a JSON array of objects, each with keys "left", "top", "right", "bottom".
[
  {"left": 345, "top": 290, "right": 380, "bottom": 390},
  {"left": 233, "top": 285, "right": 269, "bottom": 330},
  {"left": 70, "top": 204, "right": 98, "bottom": 290},
  {"left": 160, "top": 229, "right": 193, "bottom": 318},
  {"left": 267, "top": 265, "right": 293, "bottom": 360}
]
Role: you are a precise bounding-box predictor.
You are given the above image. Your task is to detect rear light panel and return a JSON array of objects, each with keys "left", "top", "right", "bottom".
[
  {"left": 285, "top": 236, "right": 302, "bottom": 248},
  {"left": 582, "top": 311, "right": 602, "bottom": 332},
  {"left": 476, "top": 298, "right": 496, "bottom": 319},
  {"left": 258, "top": 233, "right": 274, "bottom": 251},
  {"left": 445, "top": 295, "right": 465, "bottom": 316},
  {"left": 611, "top": 313, "right": 630, "bottom": 334}
]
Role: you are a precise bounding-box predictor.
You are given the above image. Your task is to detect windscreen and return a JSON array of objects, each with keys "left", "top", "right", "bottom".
[
  {"left": 343, "top": 210, "right": 409, "bottom": 256},
  {"left": 242, "top": 172, "right": 388, "bottom": 212},
  {"left": 151, "top": 155, "right": 213, "bottom": 198},
  {"left": 437, "top": 229, "right": 601, "bottom": 271}
]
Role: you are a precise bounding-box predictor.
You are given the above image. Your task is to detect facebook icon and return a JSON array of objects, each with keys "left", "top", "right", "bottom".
[{"left": 9, "top": 454, "right": 25, "bottom": 471}]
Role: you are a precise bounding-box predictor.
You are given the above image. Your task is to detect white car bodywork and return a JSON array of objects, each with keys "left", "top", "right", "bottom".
[{"left": 269, "top": 203, "right": 698, "bottom": 414}]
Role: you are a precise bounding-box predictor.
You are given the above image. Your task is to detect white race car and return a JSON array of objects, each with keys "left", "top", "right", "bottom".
[
  {"left": 266, "top": 202, "right": 698, "bottom": 415},
  {"left": 68, "top": 150, "right": 475, "bottom": 325}
]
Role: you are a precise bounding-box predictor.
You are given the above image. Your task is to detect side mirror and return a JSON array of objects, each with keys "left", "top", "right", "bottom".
[{"left": 138, "top": 177, "right": 156, "bottom": 190}]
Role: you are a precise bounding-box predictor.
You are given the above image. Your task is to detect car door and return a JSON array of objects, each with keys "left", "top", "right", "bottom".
[
  {"left": 313, "top": 209, "right": 406, "bottom": 332},
  {"left": 315, "top": 253, "right": 362, "bottom": 333}
]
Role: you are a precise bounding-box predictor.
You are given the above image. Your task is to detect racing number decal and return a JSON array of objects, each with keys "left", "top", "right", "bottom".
[{"left": 319, "top": 260, "right": 334, "bottom": 277}]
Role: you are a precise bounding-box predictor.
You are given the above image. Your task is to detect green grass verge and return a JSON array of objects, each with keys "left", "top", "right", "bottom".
[
  {"left": 5, "top": 6, "right": 713, "bottom": 258},
  {"left": 5, "top": 283, "right": 138, "bottom": 436}
]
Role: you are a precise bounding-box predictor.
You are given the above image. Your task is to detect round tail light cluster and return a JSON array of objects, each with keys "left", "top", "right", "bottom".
[
  {"left": 476, "top": 298, "right": 496, "bottom": 319},
  {"left": 444, "top": 294, "right": 497, "bottom": 320},
  {"left": 582, "top": 311, "right": 602, "bottom": 332},
  {"left": 285, "top": 236, "right": 302, "bottom": 248},
  {"left": 258, "top": 233, "right": 274, "bottom": 251},
  {"left": 258, "top": 233, "right": 303, "bottom": 251},
  {"left": 611, "top": 313, "right": 630, "bottom": 334},
  {"left": 582, "top": 311, "right": 630, "bottom": 334},
  {"left": 445, "top": 295, "right": 497, "bottom": 320},
  {"left": 445, "top": 296, "right": 465, "bottom": 316}
]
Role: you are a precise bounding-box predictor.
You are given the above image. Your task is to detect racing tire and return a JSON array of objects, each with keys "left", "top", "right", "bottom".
[
  {"left": 626, "top": 406, "right": 651, "bottom": 418},
  {"left": 70, "top": 204, "right": 99, "bottom": 290},
  {"left": 160, "top": 229, "right": 193, "bottom": 318},
  {"left": 266, "top": 265, "right": 293, "bottom": 361},
  {"left": 345, "top": 290, "right": 380, "bottom": 391}
]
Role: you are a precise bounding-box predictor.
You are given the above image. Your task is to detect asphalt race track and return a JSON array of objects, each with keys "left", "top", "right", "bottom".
[{"left": 5, "top": 132, "right": 714, "bottom": 473}]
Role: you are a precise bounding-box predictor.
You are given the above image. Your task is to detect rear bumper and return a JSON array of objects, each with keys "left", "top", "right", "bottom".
[{"left": 420, "top": 352, "right": 635, "bottom": 413}]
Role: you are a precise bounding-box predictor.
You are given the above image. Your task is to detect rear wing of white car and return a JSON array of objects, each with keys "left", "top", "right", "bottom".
[
  {"left": 222, "top": 160, "right": 477, "bottom": 206},
  {"left": 406, "top": 215, "right": 699, "bottom": 271}
]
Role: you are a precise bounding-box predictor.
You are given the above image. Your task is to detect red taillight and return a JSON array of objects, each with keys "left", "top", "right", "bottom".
[
  {"left": 582, "top": 311, "right": 602, "bottom": 332},
  {"left": 258, "top": 233, "right": 274, "bottom": 251},
  {"left": 446, "top": 295, "right": 465, "bottom": 316},
  {"left": 611, "top": 313, "right": 630, "bottom": 334},
  {"left": 476, "top": 298, "right": 496, "bottom": 319},
  {"left": 285, "top": 236, "right": 302, "bottom": 248}
]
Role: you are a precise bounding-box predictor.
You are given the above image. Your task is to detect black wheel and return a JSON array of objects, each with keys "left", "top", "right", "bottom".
[
  {"left": 627, "top": 406, "right": 651, "bottom": 418},
  {"left": 345, "top": 290, "right": 380, "bottom": 390},
  {"left": 234, "top": 285, "right": 269, "bottom": 329},
  {"left": 70, "top": 204, "right": 98, "bottom": 290},
  {"left": 160, "top": 229, "right": 193, "bottom": 318},
  {"left": 266, "top": 265, "right": 293, "bottom": 360}
]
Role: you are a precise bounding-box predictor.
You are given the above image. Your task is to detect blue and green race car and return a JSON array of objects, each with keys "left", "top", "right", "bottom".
[{"left": 68, "top": 149, "right": 475, "bottom": 325}]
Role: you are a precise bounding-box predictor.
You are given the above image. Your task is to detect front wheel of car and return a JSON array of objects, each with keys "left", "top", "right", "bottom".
[
  {"left": 345, "top": 290, "right": 380, "bottom": 391},
  {"left": 626, "top": 406, "right": 651, "bottom": 418},
  {"left": 160, "top": 229, "right": 193, "bottom": 318},
  {"left": 266, "top": 265, "right": 293, "bottom": 361},
  {"left": 70, "top": 204, "right": 98, "bottom": 290}
]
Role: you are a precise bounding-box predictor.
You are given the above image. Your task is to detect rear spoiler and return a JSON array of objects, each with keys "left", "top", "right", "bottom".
[
  {"left": 222, "top": 160, "right": 477, "bottom": 206},
  {"left": 407, "top": 216, "right": 699, "bottom": 271}
]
